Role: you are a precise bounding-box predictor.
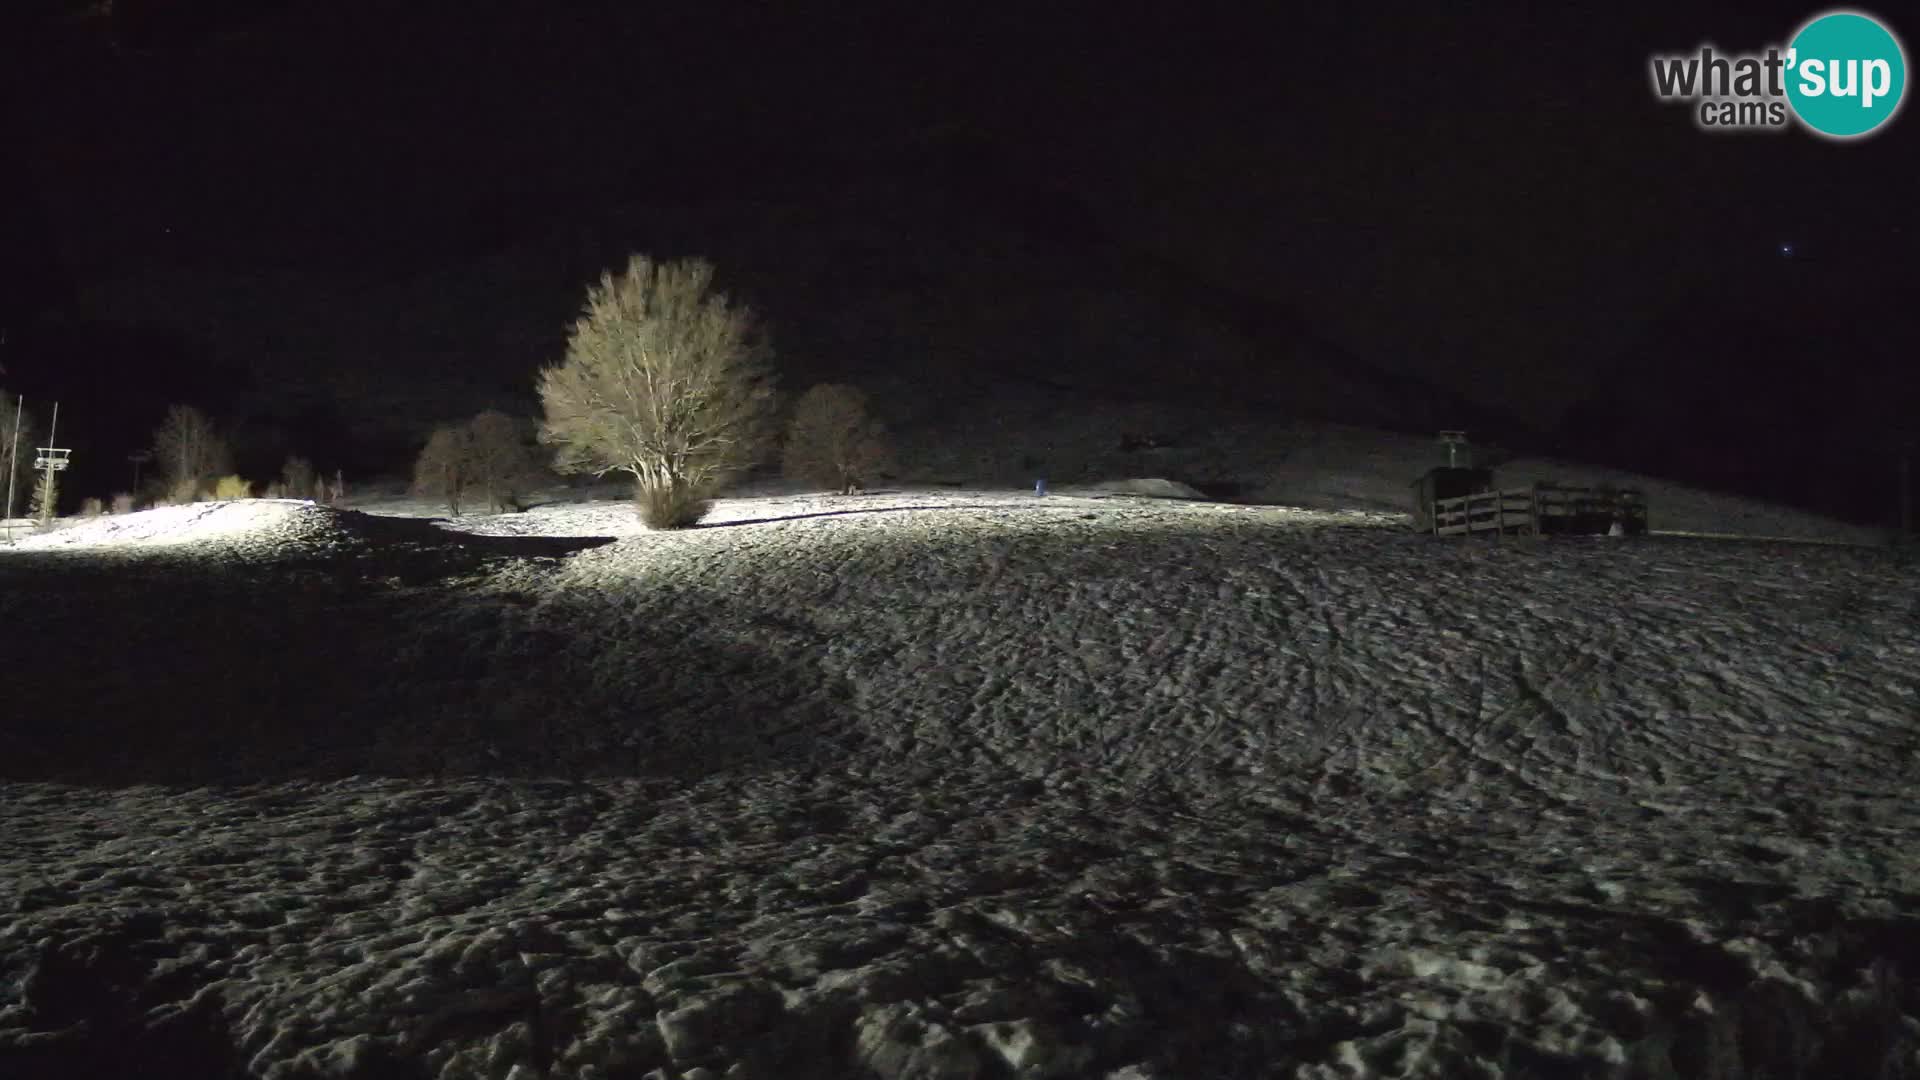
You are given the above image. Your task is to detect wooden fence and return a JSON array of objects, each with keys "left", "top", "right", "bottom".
[{"left": 1431, "top": 483, "right": 1647, "bottom": 537}]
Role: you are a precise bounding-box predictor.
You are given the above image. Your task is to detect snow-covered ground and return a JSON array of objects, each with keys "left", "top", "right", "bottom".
[{"left": 2, "top": 478, "right": 1917, "bottom": 1078}]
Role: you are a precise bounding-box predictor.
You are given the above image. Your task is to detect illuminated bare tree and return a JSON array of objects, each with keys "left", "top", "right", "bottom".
[
  {"left": 412, "top": 425, "right": 471, "bottom": 516},
  {"left": 152, "top": 404, "right": 232, "bottom": 503},
  {"left": 466, "top": 409, "right": 546, "bottom": 513},
  {"left": 537, "top": 255, "right": 778, "bottom": 528},
  {"left": 279, "top": 455, "right": 316, "bottom": 501}
]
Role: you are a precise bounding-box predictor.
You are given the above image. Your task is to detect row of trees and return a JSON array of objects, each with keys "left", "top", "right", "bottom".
[
  {"left": 124, "top": 256, "right": 890, "bottom": 526},
  {"left": 151, "top": 405, "right": 337, "bottom": 505},
  {"left": 5, "top": 398, "right": 338, "bottom": 521},
  {"left": 410, "top": 379, "right": 893, "bottom": 522},
  {"left": 13, "top": 254, "right": 888, "bottom": 529},
  {"left": 412, "top": 409, "right": 546, "bottom": 515}
]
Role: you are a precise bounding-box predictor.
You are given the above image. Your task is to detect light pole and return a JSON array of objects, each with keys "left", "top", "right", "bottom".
[
  {"left": 3, "top": 393, "right": 20, "bottom": 535},
  {"left": 35, "top": 401, "right": 65, "bottom": 525}
]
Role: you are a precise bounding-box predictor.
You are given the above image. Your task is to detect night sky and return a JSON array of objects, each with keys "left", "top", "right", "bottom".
[{"left": 3, "top": 1, "right": 1915, "bottom": 520}]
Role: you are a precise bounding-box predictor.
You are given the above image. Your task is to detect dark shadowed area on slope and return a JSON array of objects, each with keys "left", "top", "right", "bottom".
[{"left": 0, "top": 508, "right": 854, "bottom": 787}]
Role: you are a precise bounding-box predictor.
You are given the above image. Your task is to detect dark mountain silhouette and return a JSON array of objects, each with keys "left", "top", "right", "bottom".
[
  {"left": 11, "top": 141, "right": 1538, "bottom": 505},
  {"left": 0, "top": 62, "right": 73, "bottom": 352},
  {"left": 1557, "top": 269, "right": 1919, "bottom": 528},
  {"left": 9, "top": 0, "right": 303, "bottom": 54}
]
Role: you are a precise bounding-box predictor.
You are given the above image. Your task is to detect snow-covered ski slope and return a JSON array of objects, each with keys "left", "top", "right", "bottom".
[{"left": 2, "top": 483, "right": 1917, "bottom": 1079}]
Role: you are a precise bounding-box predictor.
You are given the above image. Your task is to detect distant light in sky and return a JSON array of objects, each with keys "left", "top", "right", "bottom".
[{"left": 1778, "top": 242, "right": 1795, "bottom": 257}]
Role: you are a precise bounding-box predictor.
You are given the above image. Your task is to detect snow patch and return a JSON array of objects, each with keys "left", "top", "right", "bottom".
[
  {"left": 1065, "top": 478, "right": 1210, "bottom": 500},
  {"left": 1, "top": 482, "right": 1916, "bottom": 1078},
  {"left": 7, "top": 499, "right": 328, "bottom": 549}
]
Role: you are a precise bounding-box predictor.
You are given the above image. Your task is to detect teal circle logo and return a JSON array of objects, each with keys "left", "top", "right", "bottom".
[{"left": 1786, "top": 11, "right": 1907, "bottom": 138}]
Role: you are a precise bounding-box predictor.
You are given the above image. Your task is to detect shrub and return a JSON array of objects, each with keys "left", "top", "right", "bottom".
[
  {"left": 152, "top": 405, "right": 232, "bottom": 498},
  {"left": 413, "top": 425, "right": 470, "bottom": 516},
  {"left": 537, "top": 254, "right": 778, "bottom": 529},
  {"left": 783, "top": 383, "right": 891, "bottom": 495},
  {"left": 80, "top": 497, "right": 104, "bottom": 517},
  {"left": 466, "top": 409, "right": 545, "bottom": 513},
  {"left": 214, "top": 475, "right": 252, "bottom": 500},
  {"left": 280, "top": 456, "right": 316, "bottom": 501},
  {"left": 111, "top": 492, "right": 137, "bottom": 515}
]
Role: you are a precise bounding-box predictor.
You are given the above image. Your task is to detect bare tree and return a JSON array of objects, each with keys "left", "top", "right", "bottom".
[
  {"left": 783, "top": 383, "right": 892, "bottom": 495},
  {"left": 152, "top": 404, "right": 232, "bottom": 503},
  {"left": 31, "top": 468, "right": 58, "bottom": 525},
  {"left": 537, "top": 255, "right": 779, "bottom": 528},
  {"left": 280, "top": 455, "right": 316, "bottom": 501},
  {"left": 413, "top": 425, "right": 471, "bottom": 516},
  {"left": 466, "top": 409, "right": 545, "bottom": 513}
]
